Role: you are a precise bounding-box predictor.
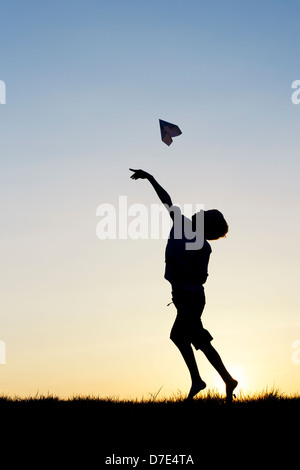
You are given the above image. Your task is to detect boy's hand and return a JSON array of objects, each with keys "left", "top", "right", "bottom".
[
  {"left": 129, "top": 168, "right": 173, "bottom": 210},
  {"left": 129, "top": 168, "right": 151, "bottom": 180}
]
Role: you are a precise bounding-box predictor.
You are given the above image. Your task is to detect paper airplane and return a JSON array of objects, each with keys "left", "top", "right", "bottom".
[{"left": 159, "top": 119, "right": 182, "bottom": 146}]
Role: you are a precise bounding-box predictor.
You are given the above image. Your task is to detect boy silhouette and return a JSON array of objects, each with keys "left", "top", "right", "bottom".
[{"left": 130, "top": 169, "right": 238, "bottom": 402}]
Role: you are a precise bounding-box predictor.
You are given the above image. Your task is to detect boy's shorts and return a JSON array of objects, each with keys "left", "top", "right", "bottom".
[{"left": 170, "top": 289, "right": 213, "bottom": 350}]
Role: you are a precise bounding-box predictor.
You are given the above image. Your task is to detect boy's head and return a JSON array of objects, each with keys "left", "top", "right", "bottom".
[{"left": 192, "top": 209, "right": 228, "bottom": 240}]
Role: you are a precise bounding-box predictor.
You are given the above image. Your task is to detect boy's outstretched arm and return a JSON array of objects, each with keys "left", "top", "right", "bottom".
[{"left": 129, "top": 168, "right": 173, "bottom": 210}]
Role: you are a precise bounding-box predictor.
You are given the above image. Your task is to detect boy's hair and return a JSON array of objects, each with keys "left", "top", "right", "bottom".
[{"left": 192, "top": 209, "right": 228, "bottom": 240}]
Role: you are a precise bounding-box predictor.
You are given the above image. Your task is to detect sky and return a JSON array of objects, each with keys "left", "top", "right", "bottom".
[{"left": 1, "top": 0, "right": 300, "bottom": 398}]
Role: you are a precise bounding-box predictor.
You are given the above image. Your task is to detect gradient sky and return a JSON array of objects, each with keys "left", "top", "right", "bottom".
[{"left": 1, "top": 0, "right": 300, "bottom": 398}]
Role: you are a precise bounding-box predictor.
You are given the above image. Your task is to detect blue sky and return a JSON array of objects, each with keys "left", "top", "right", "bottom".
[{"left": 1, "top": 0, "right": 300, "bottom": 397}]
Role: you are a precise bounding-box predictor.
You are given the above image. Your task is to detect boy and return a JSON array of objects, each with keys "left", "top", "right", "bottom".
[{"left": 130, "top": 169, "right": 238, "bottom": 401}]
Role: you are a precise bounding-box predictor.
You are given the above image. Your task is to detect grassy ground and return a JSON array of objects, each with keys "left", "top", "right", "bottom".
[{"left": 1, "top": 389, "right": 299, "bottom": 467}]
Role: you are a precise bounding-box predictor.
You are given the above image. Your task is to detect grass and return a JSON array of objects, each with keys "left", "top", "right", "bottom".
[
  {"left": 1, "top": 389, "right": 298, "bottom": 467},
  {"left": 0, "top": 387, "right": 299, "bottom": 414},
  {"left": 1, "top": 385, "right": 297, "bottom": 403}
]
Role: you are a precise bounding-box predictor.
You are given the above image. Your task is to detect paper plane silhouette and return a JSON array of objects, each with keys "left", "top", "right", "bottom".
[{"left": 159, "top": 119, "right": 182, "bottom": 146}]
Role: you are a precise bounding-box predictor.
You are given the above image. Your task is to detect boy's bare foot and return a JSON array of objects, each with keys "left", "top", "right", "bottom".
[
  {"left": 186, "top": 379, "right": 206, "bottom": 401},
  {"left": 226, "top": 379, "right": 238, "bottom": 404}
]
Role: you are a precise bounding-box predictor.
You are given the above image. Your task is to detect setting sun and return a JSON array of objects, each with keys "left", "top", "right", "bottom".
[{"left": 214, "top": 366, "right": 248, "bottom": 395}]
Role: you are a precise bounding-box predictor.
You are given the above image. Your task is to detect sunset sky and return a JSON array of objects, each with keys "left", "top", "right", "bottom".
[{"left": 1, "top": 0, "right": 300, "bottom": 398}]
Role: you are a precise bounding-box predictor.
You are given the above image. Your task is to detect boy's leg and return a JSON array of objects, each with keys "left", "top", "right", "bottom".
[
  {"left": 170, "top": 293, "right": 207, "bottom": 399},
  {"left": 200, "top": 343, "right": 238, "bottom": 400},
  {"left": 172, "top": 340, "right": 206, "bottom": 399}
]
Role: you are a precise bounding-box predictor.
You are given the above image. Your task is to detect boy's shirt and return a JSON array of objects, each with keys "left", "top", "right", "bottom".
[{"left": 164, "top": 209, "right": 212, "bottom": 293}]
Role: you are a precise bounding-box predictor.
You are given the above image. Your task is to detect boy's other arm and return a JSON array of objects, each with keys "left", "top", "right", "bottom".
[{"left": 129, "top": 168, "right": 173, "bottom": 211}]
